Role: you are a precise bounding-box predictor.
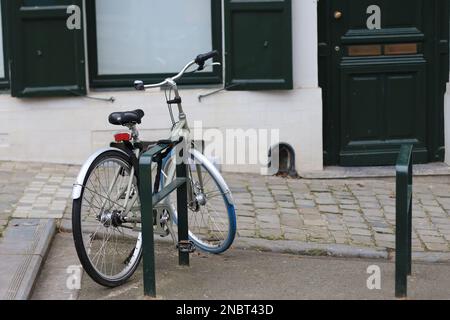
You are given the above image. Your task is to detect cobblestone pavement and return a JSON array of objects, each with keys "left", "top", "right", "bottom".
[
  {"left": 0, "top": 162, "right": 37, "bottom": 236},
  {"left": 227, "top": 174, "right": 450, "bottom": 253},
  {"left": 2, "top": 161, "right": 450, "bottom": 254},
  {"left": 0, "top": 162, "right": 78, "bottom": 237}
]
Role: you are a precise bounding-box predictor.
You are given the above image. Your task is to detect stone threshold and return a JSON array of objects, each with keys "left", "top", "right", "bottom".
[{"left": 299, "top": 163, "right": 450, "bottom": 180}]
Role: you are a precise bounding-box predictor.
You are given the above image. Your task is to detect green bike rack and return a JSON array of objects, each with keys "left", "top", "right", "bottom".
[
  {"left": 139, "top": 139, "right": 190, "bottom": 297},
  {"left": 395, "top": 144, "right": 413, "bottom": 298}
]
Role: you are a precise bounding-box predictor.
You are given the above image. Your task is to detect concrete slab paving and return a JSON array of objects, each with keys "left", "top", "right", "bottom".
[
  {"left": 31, "top": 233, "right": 81, "bottom": 300},
  {"left": 74, "top": 241, "right": 450, "bottom": 300}
]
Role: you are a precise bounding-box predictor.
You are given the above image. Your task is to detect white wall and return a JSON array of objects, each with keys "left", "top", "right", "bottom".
[
  {"left": 293, "top": 0, "right": 318, "bottom": 88},
  {"left": 0, "top": 0, "right": 323, "bottom": 174}
]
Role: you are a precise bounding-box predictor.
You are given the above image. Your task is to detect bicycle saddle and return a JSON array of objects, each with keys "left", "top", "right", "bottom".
[{"left": 109, "top": 109, "right": 145, "bottom": 126}]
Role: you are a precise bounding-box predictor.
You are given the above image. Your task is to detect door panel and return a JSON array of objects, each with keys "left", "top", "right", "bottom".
[
  {"left": 340, "top": 63, "right": 427, "bottom": 165},
  {"left": 385, "top": 74, "right": 421, "bottom": 139},
  {"left": 319, "top": 0, "right": 449, "bottom": 166},
  {"left": 345, "top": 74, "right": 382, "bottom": 142}
]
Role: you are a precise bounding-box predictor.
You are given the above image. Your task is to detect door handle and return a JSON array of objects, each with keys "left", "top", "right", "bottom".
[{"left": 334, "top": 11, "right": 342, "bottom": 20}]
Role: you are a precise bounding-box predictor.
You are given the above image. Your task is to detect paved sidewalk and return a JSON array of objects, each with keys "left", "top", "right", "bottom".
[
  {"left": 227, "top": 174, "right": 450, "bottom": 254},
  {"left": 31, "top": 233, "right": 81, "bottom": 300},
  {"left": 0, "top": 162, "right": 78, "bottom": 234},
  {"left": 2, "top": 161, "right": 450, "bottom": 256},
  {"left": 83, "top": 239, "right": 450, "bottom": 300},
  {"left": 0, "top": 162, "right": 40, "bottom": 236},
  {"left": 31, "top": 234, "right": 450, "bottom": 300}
]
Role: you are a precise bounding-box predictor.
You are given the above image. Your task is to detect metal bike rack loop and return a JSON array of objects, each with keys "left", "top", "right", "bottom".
[
  {"left": 139, "top": 138, "right": 191, "bottom": 297},
  {"left": 395, "top": 144, "right": 413, "bottom": 298}
]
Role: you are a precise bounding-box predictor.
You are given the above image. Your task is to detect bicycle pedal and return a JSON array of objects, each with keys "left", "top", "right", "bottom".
[{"left": 177, "top": 240, "right": 196, "bottom": 254}]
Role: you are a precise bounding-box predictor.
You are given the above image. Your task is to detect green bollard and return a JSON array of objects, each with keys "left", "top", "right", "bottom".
[
  {"left": 395, "top": 144, "right": 413, "bottom": 298},
  {"left": 139, "top": 153, "right": 156, "bottom": 297}
]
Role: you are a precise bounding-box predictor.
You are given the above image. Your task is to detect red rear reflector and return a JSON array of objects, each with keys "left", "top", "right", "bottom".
[{"left": 114, "top": 133, "right": 131, "bottom": 142}]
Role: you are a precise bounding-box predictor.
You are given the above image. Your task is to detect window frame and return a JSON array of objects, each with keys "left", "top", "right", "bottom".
[
  {"left": 86, "top": 0, "right": 223, "bottom": 88},
  {"left": 0, "top": 0, "right": 9, "bottom": 89}
]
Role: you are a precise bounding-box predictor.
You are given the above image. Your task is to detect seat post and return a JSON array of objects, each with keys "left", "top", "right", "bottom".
[{"left": 128, "top": 124, "right": 140, "bottom": 143}]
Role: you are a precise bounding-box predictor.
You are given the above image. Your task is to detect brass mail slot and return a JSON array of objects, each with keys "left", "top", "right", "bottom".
[
  {"left": 385, "top": 43, "right": 418, "bottom": 55},
  {"left": 348, "top": 45, "right": 382, "bottom": 57}
]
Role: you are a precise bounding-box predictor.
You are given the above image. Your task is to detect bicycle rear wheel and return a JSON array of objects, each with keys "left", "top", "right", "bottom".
[{"left": 72, "top": 150, "right": 142, "bottom": 287}]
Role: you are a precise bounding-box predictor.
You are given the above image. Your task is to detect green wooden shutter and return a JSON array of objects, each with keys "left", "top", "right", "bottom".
[
  {"left": 9, "top": 0, "right": 86, "bottom": 97},
  {"left": 225, "top": 0, "right": 293, "bottom": 90}
]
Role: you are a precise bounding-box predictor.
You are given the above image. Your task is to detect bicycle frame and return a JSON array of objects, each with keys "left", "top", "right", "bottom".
[{"left": 73, "top": 58, "right": 220, "bottom": 235}]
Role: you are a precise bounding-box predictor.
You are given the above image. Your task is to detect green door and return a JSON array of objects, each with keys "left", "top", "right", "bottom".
[
  {"left": 319, "top": 0, "right": 449, "bottom": 166},
  {"left": 8, "top": 0, "right": 86, "bottom": 97}
]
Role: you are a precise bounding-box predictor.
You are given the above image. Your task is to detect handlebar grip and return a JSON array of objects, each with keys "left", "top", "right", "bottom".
[{"left": 195, "top": 50, "right": 219, "bottom": 69}]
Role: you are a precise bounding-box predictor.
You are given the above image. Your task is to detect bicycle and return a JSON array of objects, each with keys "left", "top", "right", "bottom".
[{"left": 71, "top": 51, "right": 237, "bottom": 287}]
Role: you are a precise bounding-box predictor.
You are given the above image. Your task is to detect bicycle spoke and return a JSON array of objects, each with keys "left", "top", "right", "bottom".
[
  {"left": 83, "top": 186, "right": 128, "bottom": 211},
  {"left": 204, "top": 202, "right": 227, "bottom": 239},
  {"left": 204, "top": 190, "right": 230, "bottom": 199}
]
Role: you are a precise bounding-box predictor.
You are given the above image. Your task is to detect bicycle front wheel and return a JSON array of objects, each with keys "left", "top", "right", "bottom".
[
  {"left": 164, "top": 150, "right": 237, "bottom": 254},
  {"left": 72, "top": 150, "right": 142, "bottom": 287}
]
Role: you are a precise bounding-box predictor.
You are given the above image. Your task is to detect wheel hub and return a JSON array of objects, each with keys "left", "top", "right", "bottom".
[
  {"left": 196, "top": 193, "right": 207, "bottom": 206},
  {"left": 100, "top": 210, "right": 123, "bottom": 228}
]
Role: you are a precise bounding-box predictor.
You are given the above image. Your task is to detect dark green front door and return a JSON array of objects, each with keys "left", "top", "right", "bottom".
[{"left": 319, "top": 0, "right": 449, "bottom": 166}]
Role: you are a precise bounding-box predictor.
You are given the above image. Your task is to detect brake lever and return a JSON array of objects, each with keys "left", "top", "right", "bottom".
[
  {"left": 197, "top": 62, "right": 221, "bottom": 71},
  {"left": 208, "top": 62, "right": 222, "bottom": 68}
]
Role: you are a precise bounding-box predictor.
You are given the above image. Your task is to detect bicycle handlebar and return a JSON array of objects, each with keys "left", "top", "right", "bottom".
[
  {"left": 134, "top": 51, "right": 220, "bottom": 91},
  {"left": 195, "top": 50, "right": 219, "bottom": 71}
]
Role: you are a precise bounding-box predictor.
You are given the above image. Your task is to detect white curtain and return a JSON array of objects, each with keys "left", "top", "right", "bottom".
[
  {"left": 95, "top": 0, "right": 212, "bottom": 75},
  {"left": 0, "top": 4, "right": 4, "bottom": 79}
]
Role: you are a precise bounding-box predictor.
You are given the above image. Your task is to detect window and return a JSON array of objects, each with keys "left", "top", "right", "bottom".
[{"left": 88, "top": 0, "right": 222, "bottom": 88}]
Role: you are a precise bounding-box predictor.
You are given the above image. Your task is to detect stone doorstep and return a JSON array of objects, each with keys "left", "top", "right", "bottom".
[
  {"left": 0, "top": 219, "right": 56, "bottom": 300},
  {"left": 300, "top": 163, "right": 450, "bottom": 180}
]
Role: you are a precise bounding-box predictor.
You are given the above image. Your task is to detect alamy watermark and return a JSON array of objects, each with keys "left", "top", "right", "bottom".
[
  {"left": 367, "top": 5, "right": 381, "bottom": 30},
  {"left": 192, "top": 121, "right": 281, "bottom": 175},
  {"left": 366, "top": 265, "right": 382, "bottom": 290},
  {"left": 66, "top": 265, "right": 83, "bottom": 300},
  {"left": 67, "top": 4, "right": 383, "bottom": 31},
  {"left": 66, "top": 5, "right": 82, "bottom": 30}
]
